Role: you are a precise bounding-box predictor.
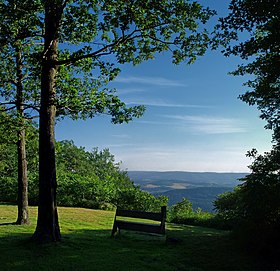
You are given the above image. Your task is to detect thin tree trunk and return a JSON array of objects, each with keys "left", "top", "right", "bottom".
[
  {"left": 32, "top": 1, "right": 62, "bottom": 242},
  {"left": 16, "top": 127, "right": 29, "bottom": 224},
  {"left": 15, "top": 44, "right": 29, "bottom": 225}
]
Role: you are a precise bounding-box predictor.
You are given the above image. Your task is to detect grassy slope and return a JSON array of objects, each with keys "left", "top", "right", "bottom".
[{"left": 0, "top": 205, "right": 260, "bottom": 271}]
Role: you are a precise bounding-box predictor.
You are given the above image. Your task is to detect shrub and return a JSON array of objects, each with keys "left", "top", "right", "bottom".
[{"left": 167, "top": 198, "right": 217, "bottom": 228}]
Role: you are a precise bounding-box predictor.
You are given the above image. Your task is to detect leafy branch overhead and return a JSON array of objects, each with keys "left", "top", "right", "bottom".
[
  {"left": 58, "top": 1, "right": 215, "bottom": 65},
  {"left": 47, "top": 0, "right": 215, "bottom": 122},
  {"left": 1, "top": 1, "right": 216, "bottom": 123}
]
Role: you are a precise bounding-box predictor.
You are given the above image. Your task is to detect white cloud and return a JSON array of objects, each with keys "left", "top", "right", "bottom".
[
  {"left": 115, "top": 76, "right": 186, "bottom": 87},
  {"left": 167, "top": 115, "right": 247, "bottom": 134}
]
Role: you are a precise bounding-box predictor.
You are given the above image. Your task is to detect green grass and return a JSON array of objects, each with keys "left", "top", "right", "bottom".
[{"left": 0, "top": 204, "right": 262, "bottom": 271}]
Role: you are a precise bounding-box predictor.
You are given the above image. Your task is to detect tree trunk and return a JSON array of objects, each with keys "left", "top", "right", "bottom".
[
  {"left": 16, "top": 127, "right": 29, "bottom": 224},
  {"left": 32, "top": 1, "right": 62, "bottom": 242},
  {"left": 15, "top": 44, "right": 29, "bottom": 225}
]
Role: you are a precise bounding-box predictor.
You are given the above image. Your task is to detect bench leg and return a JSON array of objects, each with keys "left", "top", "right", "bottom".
[{"left": 111, "top": 223, "right": 118, "bottom": 237}]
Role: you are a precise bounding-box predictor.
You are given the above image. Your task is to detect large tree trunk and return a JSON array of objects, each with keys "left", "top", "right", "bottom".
[
  {"left": 32, "top": 1, "right": 62, "bottom": 242},
  {"left": 15, "top": 45, "right": 29, "bottom": 225}
]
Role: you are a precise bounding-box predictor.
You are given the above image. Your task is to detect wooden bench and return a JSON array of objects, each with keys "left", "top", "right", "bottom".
[{"left": 111, "top": 206, "right": 167, "bottom": 237}]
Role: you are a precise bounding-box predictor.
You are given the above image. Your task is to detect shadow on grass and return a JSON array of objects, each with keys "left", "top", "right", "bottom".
[
  {"left": 0, "top": 226, "right": 268, "bottom": 271},
  {"left": 0, "top": 202, "right": 17, "bottom": 206}
]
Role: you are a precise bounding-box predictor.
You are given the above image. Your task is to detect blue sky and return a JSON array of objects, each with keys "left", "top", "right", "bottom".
[{"left": 56, "top": 1, "right": 272, "bottom": 173}]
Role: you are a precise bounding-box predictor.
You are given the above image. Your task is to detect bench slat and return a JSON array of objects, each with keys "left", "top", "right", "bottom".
[
  {"left": 116, "top": 220, "right": 164, "bottom": 234},
  {"left": 116, "top": 209, "right": 163, "bottom": 221}
]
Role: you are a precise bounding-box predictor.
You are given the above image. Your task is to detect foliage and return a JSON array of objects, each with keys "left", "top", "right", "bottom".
[
  {"left": 0, "top": 143, "right": 17, "bottom": 202},
  {"left": 0, "top": 139, "right": 166, "bottom": 212},
  {"left": 39, "top": 0, "right": 219, "bottom": 124},
  {"left": 214, "top": 144, "right": 280, "bottom": 263},
  {"left": 0, "top": 0, "right": 44, "bottom": 224},
  {"left": 217, "top": 146, "right": 280, "bottom": 228},
  {"left": 213, "top": 187, "right": 244, "bottom": 227},
  {"left": 167, "top": 198, "right": 214, "bottom": 228},
  {"left": 213, "top": 0, "right": 280, "bottom": 263},
  {"left": 50, "top": 0, "right": 217, "bottom": 122},
  {"left": 0, "top": 113, "right": 38, "bottom": 204},
  {"left": 0, "top": 0, "right": 42, "bottom": 114},
  {"left": 115, "top": 188, "right": 168, "bottom": 212},
  {"left": 0, "top": 111, "right": 18, "bottom": 145},
  {"left": 215, "top": 0, "right": 280, "bottom": 140},
  {"left": 55, "top": 141, "right": 167, "bottom": 211}
]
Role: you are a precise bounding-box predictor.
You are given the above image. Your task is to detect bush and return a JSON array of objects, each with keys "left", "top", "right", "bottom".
[
  {"left": 167, "top": 198, "right": 217, "bottom": 228},
  {"left": 0, "top": 139, "right": 168, "bottom": 213},
  {"left": 214, "top": 146, "right": 280, "bottom": 266},
  {"left": 115, "top": 187, "right": 168, "bottom": 212}
]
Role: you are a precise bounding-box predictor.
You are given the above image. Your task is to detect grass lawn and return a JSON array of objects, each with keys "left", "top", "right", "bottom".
[{"left": 0, "top": 204, "right": 262, "bottom": 271}]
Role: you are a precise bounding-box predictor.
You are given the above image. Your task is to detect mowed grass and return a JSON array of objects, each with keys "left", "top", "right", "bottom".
[{"left": 0, "top": 204, "right": 260, "bottom": 271}]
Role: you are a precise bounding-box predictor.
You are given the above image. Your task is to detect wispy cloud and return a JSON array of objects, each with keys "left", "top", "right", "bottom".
[
  {"left": 111, "top": 134, "right": 131, "bottom": 139},
  {"left": 115, "top": 76, "right": 186, "bottom": 87},
  {"left": 134, "top": 120, "right": 169, "bottom": 125},
  {"left": 115, "top": 145, "right": 251, "bottom": 172},
  {"left": 124, "top": 98, "right": 209, "bottom": 108},
  {"left": 167, "top": 115, "right": 247, "bottom": 134},
  {"left": 116, "top": 87, "right": 147, "bottom": 95}
]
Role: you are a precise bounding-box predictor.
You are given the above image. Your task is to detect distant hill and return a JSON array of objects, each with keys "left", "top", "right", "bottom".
[
  {"left": 155, "top": 187, "right": 233, "bottom": 212},
  {"left": 128, "top": 171, "right": 246, "bottom": 192},
  {"left": 128, "top": 171, "right": 247, "bottom": 212}
]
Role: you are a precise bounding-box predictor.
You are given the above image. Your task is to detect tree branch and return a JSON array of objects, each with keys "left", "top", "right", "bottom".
[
  {"left": 0, "top": 101, "right": 39, "bottom": 113},
  {"left": 0, "top": 78, "right": 17, "bottom": 86},
  {"left": 0, "top": 105, "right": 17, "bottom": 112},
  {"left": 56, "top": 30, "right": 141, "bottom": 65},
  {"left": 23, "top": 103, "right": 40, "bottom": 113}
]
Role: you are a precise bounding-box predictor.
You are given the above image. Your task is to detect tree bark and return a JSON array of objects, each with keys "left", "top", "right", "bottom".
[
  {"left": 15, "top": 45, "right": 30, "bottom": 225},
  {"left": 32, "top": 1, "right": 62, "bottom": 242}
]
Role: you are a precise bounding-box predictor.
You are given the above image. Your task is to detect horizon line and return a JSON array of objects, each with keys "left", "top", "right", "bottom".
[{"left": 126, "top": 170, "right": 249, "bottom": 174}]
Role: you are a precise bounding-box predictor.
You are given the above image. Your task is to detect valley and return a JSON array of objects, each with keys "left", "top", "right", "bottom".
[{"left": 128, "top": 171, "right": 247, "bottom": 212}]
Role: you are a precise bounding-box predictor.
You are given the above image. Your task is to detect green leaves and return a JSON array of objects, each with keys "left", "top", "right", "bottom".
[
  {"left": 50, "top": 0, "right": 216, "bottom": 124},
  {"left": 55, "top": 57, "right": 144, "bottom": 122},
  {"left": 55, "top": 140, "right": 164, "bottom": 211}
]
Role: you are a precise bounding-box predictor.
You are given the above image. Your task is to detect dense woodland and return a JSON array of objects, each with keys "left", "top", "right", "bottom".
[{"left": 0, "top": 0, "right": 279, "bottom": 268}]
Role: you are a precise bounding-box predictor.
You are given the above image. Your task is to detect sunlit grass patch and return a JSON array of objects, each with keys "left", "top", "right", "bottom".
[{"left": 0, "top": 204, "right": 261, "bottom": 271}]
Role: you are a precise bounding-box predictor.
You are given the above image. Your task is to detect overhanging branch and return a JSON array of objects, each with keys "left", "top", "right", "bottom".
[{"left": 56, "top": 30, "right": 141, "bottom": 66}]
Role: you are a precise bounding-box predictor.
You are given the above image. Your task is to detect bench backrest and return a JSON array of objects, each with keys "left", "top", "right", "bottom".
[
  {"left": 116, "top": 207, "right": 166, "bottom": 222},
  {"left": 111, "top": 206, "right": 167, "bottom": 236}
]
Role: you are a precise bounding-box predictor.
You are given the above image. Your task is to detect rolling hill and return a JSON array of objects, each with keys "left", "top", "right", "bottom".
[
  {"left": 128, "top": 171, "right": 247, "bottom": 212},
  {"left": 155, "top": 187, "right": 233, "bottom": 212}
]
